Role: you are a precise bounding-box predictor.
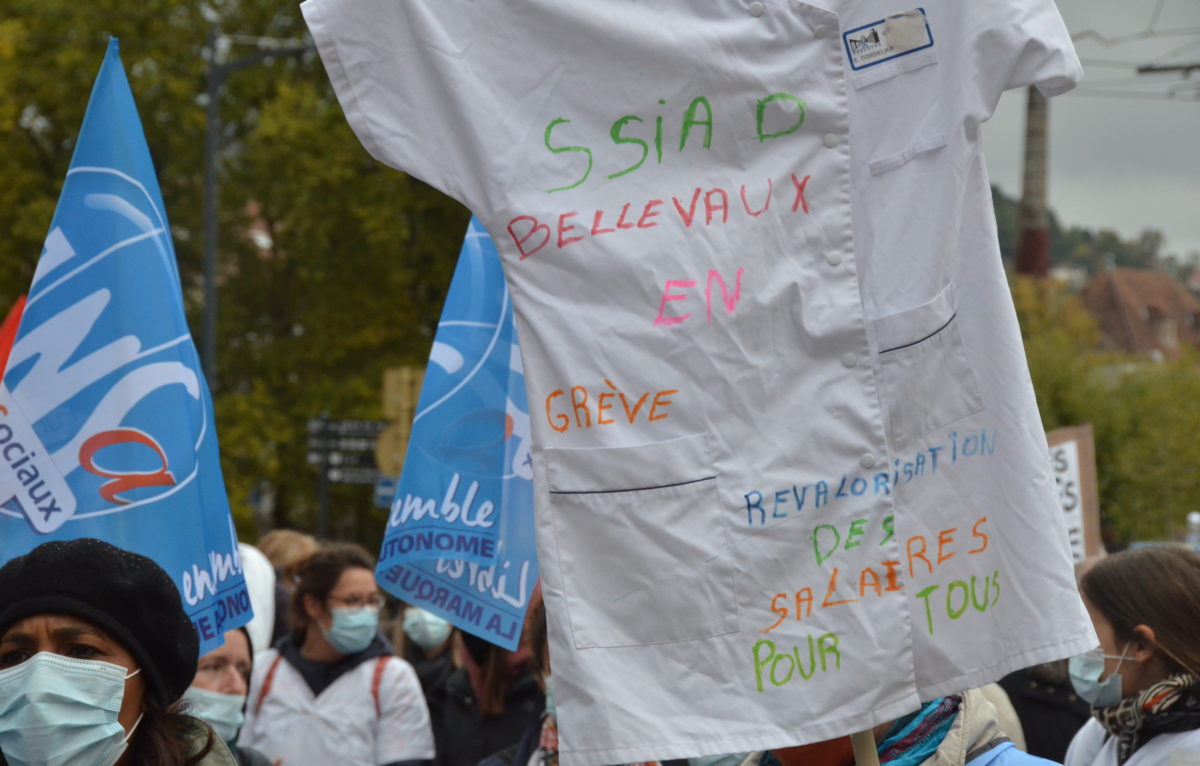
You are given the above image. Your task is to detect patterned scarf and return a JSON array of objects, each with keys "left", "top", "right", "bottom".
[
  {"left": 1092, "top": 673, "right": 1200, "bottom": 764},
  {"left": 877, "top": 696, "right": 962, "bottom": 766},
  {"left": 538, "top": 713, "right": 559, "bottom": 766}
]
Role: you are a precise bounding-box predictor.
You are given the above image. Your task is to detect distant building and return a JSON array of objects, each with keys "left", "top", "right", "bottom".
[
  {"left": 1187, "top": 265, "right": 1200, "bottom": 296},
  {"left": 1049, "top": 264, "right": 1088, "bottom": 292},
  {"left": 1080, "top": 267, "right": 1200, "bottom": 358}
]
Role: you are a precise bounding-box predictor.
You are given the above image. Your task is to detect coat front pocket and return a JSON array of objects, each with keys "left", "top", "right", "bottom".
[
  {"left": 546, "top": 433, "right": 736, "bottom": 649},
  {"left": 875, "top": 285, "right": 984, "bottom": 449}
]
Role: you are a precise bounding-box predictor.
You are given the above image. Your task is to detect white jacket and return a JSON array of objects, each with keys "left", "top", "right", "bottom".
[
  {"left": 239, "top": 648, "right": 435, "bottom": 766},
  {"left": 1065, "top": 717, "right": 1200, "bottom": 766}
]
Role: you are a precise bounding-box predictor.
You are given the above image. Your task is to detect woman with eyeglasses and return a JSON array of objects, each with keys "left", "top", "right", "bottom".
[
  {"left": 239, "top": 543, "right": 435, "bottom": 766},
  {"left": 1065, "top": 546, "right": 1200, "bottom": 766}
]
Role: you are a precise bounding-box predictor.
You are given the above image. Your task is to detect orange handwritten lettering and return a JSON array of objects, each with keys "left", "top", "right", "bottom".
[
  {"left": 969, "top": 516, "right": 989, "bottom": 554},
  {"left": 906, "top": 535, "right": 933, "bottom": 579},
  {"left": 763, "top": 593, "right": 788, "bottom": 634},
  {"left": 649, "top": 390, "right": 677, "bottom": 421},
  {"left": 859, "top": 567, "right": 882, "bottom": 597},
  {"left": 570, "top": 386, "right": 590, "bottom": 429},
  {"left": 545, "top": 390, "right": 568, "bottom": 432},
  {"left": 937, "top": 528, "right": 957, "bottom": 565},
  {"left": 821, "top": 567, "right": 858, "bottom": 608}
]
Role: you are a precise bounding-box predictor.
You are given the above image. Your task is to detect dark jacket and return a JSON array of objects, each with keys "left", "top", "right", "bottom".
[
  {"left": 407, "top": 648, "right": 457, "bottom": 699},
  {"left": 428, "top": 666, "right": 544, "bottom": 766}
]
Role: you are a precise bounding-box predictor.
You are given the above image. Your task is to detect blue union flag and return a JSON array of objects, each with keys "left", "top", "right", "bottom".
[
  {"left": 0, "top": 40, "right": 250, "bottom": 654},
  {"left": 377, "top": 218, "right": 538, "bottom": 650}
]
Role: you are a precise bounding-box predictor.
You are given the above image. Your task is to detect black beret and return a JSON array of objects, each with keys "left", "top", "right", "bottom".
[{"left": 0, "top": 538, "right": 198, "bottom": 704}]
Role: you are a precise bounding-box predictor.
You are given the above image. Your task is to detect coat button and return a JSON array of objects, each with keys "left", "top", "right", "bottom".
[
  {"left": 749, "top": 2, "right": 765, "bottom": 17},
  {"left": 825, "top": 252, "right": 843, "bottom": 267},
  {"left": 860, "top": 454, "right": 877, "bottom": 469},
  {"left": 814, "top": 25, "right": 831, "bottom": 38},
  {"left": 823, "top": 133, "right": 840, "bottom": 149},
  {"left": 841, "top": 353, "right": 857, "bottom": 368}
]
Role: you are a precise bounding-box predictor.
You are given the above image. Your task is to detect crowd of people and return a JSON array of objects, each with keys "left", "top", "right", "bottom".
[{"left": 0, "top": 536, "right": 1197, "bottom": 766}]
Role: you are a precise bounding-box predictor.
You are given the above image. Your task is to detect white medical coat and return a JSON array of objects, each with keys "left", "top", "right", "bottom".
[
  {"left": 1066, "top": 718, "right": 1200, "bottom": 766},
  {"left": 301, "top": 1, "right": 1097, "bottom": 763},
  {"left": 239, "top": 650, "right": 435, "bottom": 766}
]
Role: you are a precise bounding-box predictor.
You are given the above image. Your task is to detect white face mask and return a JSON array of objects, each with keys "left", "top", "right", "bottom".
[
  {"left": 182, "top": 685, "right": 246, "bottom": 743},
  {"left": 0, "top": 651, "right": 142, "bottom": 766},
  {"left": 1069, "top": 644, "right": 1130, "bottom": 708},
  {"left": 403, "top": 608, "right": 452, "bottom": 652},
  {"left": 321, "top": 607, "right": 380, "bottom": 655}
]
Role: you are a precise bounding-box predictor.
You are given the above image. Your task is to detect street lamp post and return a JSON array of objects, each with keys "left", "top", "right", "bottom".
[{"left": 201, "top": 25, "right": 311, "bottom": 386}]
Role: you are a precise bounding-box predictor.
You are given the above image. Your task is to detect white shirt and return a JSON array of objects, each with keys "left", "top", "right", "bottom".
[
  {"left": 1066, "top": 718, "right": 1200, "bottom": 766},
  {"left": 301, "top": 2, "right": 1096, "bottom": 763},
  {"left": 239, "top": 649, "right": 435, "bottom": 766}
]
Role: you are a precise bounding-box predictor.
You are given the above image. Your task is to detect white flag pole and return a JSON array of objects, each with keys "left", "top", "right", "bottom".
[{"left": 851, "top": 730, "right": 880, "bottom": 766}]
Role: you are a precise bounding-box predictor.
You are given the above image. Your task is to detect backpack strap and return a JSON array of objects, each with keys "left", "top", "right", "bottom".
[
  {"left": 254, "top": 653, "right": 285, "bottom": 715},
  {"left": 964, "top": 735, "right": 1011, "bottom": 764},
  {"left": 371, "top": 655, "right": 390, "bottom": 716}
]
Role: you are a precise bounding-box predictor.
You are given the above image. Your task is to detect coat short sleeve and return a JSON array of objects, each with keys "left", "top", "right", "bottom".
[
  {"left": 374, "top": 657, "right": 436, "bottom": 764},
  {"left": 301, "top": 0, "right": 506, "bottom": 212},
  {"left": 951, "top": 0, "right": 1082, "bottom": 120}
]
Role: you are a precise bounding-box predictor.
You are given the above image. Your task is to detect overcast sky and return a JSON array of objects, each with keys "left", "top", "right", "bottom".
[{"left": 983, "top": 0, "right": 1200, "bottom": 259}]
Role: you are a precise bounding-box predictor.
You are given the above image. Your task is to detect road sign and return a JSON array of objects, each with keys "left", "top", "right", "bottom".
[
  {"left": 374, "top": 476, "right": 398, "bottom": 508},
  {"left": 327, "top": 451, "right": 379, "bottom": 468},
  {"left": 307, "top": 418, "right": 387, "bottom": 437},
  {"left": 308, "top": 447, "right": 382, "bottom": 467},
  {"left": 306, "top": 436, "right": 377, "bottom": 452},
  {"left": 325, "top": 466, "right": 380, "bottom": 485}
]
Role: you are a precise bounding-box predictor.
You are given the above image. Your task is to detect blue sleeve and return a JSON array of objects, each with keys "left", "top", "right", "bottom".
[{"left": 967, "top": 741, "right": 1064, "bottom": 766}]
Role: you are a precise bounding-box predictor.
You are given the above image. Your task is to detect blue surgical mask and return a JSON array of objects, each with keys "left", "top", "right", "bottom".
[
  {"left": 322, "top": 607, "right": 379, "bottom": 654},
  {"left": 0, "top": 651, "right": 142, "bottom": 766},
  {"left": 1069, "top": 644, "right": 1130, "bottom": 708},
  {"left": 403, "top": 608, "right": 452, "bottom": 652},
  {"left": 182, "top": 685, "right": 246, "bottom": 743}
]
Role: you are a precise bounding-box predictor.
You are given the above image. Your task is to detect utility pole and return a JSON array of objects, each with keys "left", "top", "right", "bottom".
[
  {"left": 1137, "top": 62, "right": 1200, "bottom": 77},
  {"left": 1015, "top": 87, "right": 1050, "bottom": 277},
  {"left": 203, "top": 25, "right": 220, "bottom": 385},
  {"left": 316, "top": 412, "right": 331, "bottom": 539},
  {"left": 201, "top": 26, "right": 311, "bottom": 387},
  {"left": 1137, "top": 62, "right": 1200, "bottom": 100}
]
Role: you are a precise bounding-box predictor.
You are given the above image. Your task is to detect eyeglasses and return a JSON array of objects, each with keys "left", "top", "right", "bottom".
[{"left": 328, "top": 593, "right": 385, "bottom": 610}]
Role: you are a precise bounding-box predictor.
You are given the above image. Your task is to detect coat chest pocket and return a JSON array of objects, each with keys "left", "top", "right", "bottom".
[
  {"left": 875, "top": 285, "right": 984, "bottom": 449},
  {"left": 546, "top": 433, "right": 736, "bottom": 649},
  {"left": 850, "top": 9, "right": 946, "bottom": 175}
]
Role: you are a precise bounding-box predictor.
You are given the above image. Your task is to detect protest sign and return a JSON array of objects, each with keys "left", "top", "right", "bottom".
[
  {"left": 304, "top": 3, "right": 1096, "bottom": 762},
  {"left": 0, "top": 40, "right": 249, "bottom": 655},
  {"left": 376, "top": 218, "right": 537, "bottom": 650},
  {"left": 1047, "top": 424, "right": 1102, "bottom": 564}
]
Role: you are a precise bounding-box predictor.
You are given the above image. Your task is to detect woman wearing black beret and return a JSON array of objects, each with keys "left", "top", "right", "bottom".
[{"left": 0, "top": 537, "right": 238, "bottom": 765}]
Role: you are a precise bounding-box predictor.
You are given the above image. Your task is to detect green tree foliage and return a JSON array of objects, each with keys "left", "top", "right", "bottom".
[
  {"left": 0, "top": 3, "right": 212, "bottom": 296},
  {"left": 0, "top": 2, "right": 466, "bottom": 543},
  {"left": 993, "top": 185, "right": 1172, "bottom": 275},
  {"left": 1013, "top": 276, "right": 1200, "bottom": 546}
]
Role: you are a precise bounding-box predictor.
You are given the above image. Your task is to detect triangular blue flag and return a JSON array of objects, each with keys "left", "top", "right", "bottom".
[
  {"left": 377, "top": 217, "right": 538, "bottom": 650},
  {"left": 0, "top": 39, "right": 251, "bottom": 654}
]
